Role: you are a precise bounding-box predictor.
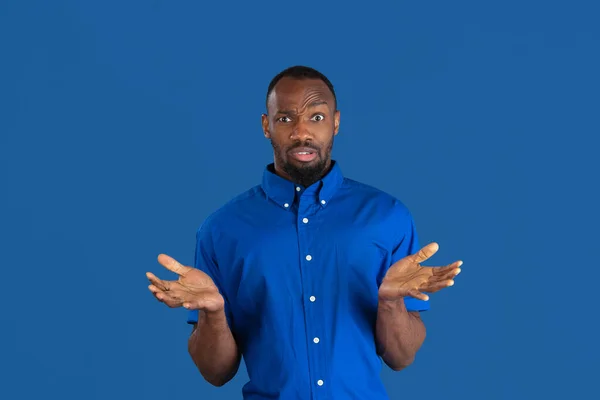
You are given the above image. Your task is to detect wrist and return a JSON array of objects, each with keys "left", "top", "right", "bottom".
[
  {"left": 200, "top": 308, "right": 227, "bottom": 325},
  {"left": 378, "top": 296, "right": 407, "bottom": 312}
]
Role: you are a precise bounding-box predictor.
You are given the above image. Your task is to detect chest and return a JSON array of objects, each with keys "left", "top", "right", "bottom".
[{"left": 214, "top": 201, "right": 394, "bottom": 322}]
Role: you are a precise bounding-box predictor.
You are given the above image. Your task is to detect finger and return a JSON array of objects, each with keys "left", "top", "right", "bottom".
[
  {"left": 148, "top": 285, "right": 166, "bottom": 302},
  {"left": 182, "top": 298, "right": 206, "bottom": 310},
  {"left": 432, "top": 260, "right": 463, "bottom": 276},
  {"left": 429, "top": 267, "right": 461, "bottom": 283},
  {"left": 146, "top": 272, "right": 170, "bottom": 291},
  {"left": 407, "top": 288, "right": 429, "bottom": 302},
  {"left": 159, "top": 288, "right": 202, "bottom": 308},
  {"left": 422, "top": 279, "right": 455, "bottom": 293},
  {"left": 148, "top": 284, "right": 184, "bottom": 307},
  {"left": 148, "top": 284, "right": 162, "bottom": 295},
  {"left": 411, "top": 242, "right": 439, "bottom": 264},
  {"left": 157, "top": 254, "right": 193, "bottom": 276},
  {"left": 155, "top": 291, "right": 184, "bottom": 308}
]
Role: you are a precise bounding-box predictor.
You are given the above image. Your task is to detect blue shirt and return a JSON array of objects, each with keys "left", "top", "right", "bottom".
[{"left": 187, "top": 161, "right": 428, "bottom": 400}]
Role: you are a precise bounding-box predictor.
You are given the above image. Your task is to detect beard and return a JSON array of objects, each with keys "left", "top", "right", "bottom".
[{"left": 271, "top": 137, "right": 334, "bottom": 187}]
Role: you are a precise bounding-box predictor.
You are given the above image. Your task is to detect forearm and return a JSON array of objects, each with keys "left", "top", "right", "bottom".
[
  {"left": 375, "top": 298, "right": 426, "bottom": 371},
  {"left": 188, "top": 310, "right": 240, "bottom": 386}
]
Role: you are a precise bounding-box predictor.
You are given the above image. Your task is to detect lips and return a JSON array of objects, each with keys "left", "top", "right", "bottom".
[{"left": 289, "top": 146, "right": 318, "bottom": 163}]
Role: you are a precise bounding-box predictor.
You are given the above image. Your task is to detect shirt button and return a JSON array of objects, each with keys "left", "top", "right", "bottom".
[
  {"left": 313, "top": 337, "right": 320, "bottom": 343},
  {"left": 321, "top": 200, "right": 326, "bottom": 205},
  {"left": 302, "top": 217, "right": 308, "bottom": 224},
  {"left": 306, "top": 255, "right": 312, "bottom": 261},
  {"left": 284, "top": 203, "right": 289, "bottom": 208},
  {"left": 317, "top": 380, "right": 324, "bottom": 386},
  {"left": 309, "top": 296, "right": 316, "bottom": 302},
  {"left": 296, "top": 187, "right": 301, "bottom": 192}
]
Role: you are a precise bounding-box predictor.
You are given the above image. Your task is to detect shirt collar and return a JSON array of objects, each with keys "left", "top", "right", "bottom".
[{"left": 261, "top": 160, "right": 344, "bottom": 210}]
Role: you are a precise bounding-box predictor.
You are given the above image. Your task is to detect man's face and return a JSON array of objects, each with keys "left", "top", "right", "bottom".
[{"left": 261, "top": 77, "right": 340, "bottom": 187}]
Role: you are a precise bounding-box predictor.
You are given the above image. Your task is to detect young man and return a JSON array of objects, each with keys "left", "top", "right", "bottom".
[{"left": 147, "top": 66, "right": 462, "bottom": 400}]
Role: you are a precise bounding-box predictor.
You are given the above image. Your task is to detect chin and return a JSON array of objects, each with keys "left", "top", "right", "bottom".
[{"left": 298, "top": 160, "right": 321, "bottom": 168}]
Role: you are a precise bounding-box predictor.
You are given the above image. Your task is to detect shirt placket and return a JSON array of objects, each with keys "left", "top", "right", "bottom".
[{"left": 295, "top": 185, "right": 326, "bottom": 399}]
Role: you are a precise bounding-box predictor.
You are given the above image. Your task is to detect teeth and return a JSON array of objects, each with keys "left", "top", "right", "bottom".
[{"left": 298, "top": 152, "right": 310, "bottom": 155}]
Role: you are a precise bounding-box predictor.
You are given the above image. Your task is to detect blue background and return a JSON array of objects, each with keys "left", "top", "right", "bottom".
[{"left": 1, "top": 1, "right": 599, "bottom": 399}]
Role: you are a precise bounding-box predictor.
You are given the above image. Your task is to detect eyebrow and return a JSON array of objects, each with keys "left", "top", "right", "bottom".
[{"left": 276, "top": 101, "right": 328, "bottom": 115}]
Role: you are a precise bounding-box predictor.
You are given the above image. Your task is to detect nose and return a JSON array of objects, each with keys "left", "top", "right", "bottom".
[{"left": 290, "top": 119, "right": 313, "bottom": 141}]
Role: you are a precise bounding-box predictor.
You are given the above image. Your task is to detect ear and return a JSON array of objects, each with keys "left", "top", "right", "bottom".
[
  {"left": 333, "top": 110, "right": 341, "bottom": 136},
  {"left": 261, "top": 113, "right": 271, "bottom": 139}
]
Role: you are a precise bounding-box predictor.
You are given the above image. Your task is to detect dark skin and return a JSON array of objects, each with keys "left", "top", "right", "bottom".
[
  {"left": 147, "top": 255, "right": 240, "bottom": 387},
  {"left": 261, "top": 77, "right": 340, "bottom": 187},
  {"left": 377, "top": 242, "right": 462, "bottom": 370},
  {"left": 147, "top": 77, "right": 463, "bottom": 381}
]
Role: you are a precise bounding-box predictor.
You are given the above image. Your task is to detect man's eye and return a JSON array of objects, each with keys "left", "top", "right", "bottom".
[
  {"left": 312, "top": 114, "right": 325, "bottom": 122},
  {"left": 277, "top": 116, "right": 291, "bottom": 123}
]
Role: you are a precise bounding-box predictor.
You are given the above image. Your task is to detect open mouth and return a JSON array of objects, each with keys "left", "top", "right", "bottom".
[{"left": 289, "top": 147, "right": 318, "bottom": 162}]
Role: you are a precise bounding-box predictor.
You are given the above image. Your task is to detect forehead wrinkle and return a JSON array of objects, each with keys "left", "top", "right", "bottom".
[
  {"left": 294, "top": 89, "right": 329, "bottom": 113},
  {"left": 269, "top": 82, "right": 333, "bottom": 115}
]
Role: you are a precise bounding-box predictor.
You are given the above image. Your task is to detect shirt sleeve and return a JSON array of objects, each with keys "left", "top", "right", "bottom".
[
  {"left": 388, "top": 204, "right": 430, "bottom": 312},
  {"left": 186, "top": 222, "right": 235, "bottom": 328}
]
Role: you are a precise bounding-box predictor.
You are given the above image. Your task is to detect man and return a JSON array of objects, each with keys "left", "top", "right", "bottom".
[{"left": 146, "top": 66, "right": 462, "bottom": 400}]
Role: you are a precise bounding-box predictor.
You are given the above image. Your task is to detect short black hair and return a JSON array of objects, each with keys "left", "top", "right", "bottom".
[{"left": 266, "top": 65, "right": 337, "bottom": 111}]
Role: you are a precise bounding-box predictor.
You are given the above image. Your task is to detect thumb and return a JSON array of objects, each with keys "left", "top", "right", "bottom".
[
  {"left": 157, "top": 254, "right": 193, "bottom": 276},
  {"left": 410, "top": 242, "right": 439, "bottom": 264}
]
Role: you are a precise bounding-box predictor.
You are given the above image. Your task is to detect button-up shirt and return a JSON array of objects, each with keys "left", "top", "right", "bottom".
[{"left": 187, "top": 161, "right": 429, "bottom": 400}]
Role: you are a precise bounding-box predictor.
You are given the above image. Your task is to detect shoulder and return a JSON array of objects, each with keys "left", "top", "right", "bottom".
[
  {"left": 197, "top": 184, "right": 264, "bottom": 236},
  {"left": 340, "top": 177, "right": 413, "bottom": 219}
]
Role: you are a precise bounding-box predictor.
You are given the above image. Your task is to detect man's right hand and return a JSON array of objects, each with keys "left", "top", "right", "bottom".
[{"left": 146, "top": 254, "right": 225, "bottom": 313}]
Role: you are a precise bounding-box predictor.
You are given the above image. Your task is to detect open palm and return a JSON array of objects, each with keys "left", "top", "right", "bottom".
[
  {"left": 146, "top": 254, "right": 225, "bottom": 312},
  {"left": 379, "top": 242, "right": 462, "bottom": 302}
]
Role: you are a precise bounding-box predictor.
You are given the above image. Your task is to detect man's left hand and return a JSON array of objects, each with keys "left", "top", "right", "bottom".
[{"left": 379, "top": 242, "right": 462, "bottom": 302}]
